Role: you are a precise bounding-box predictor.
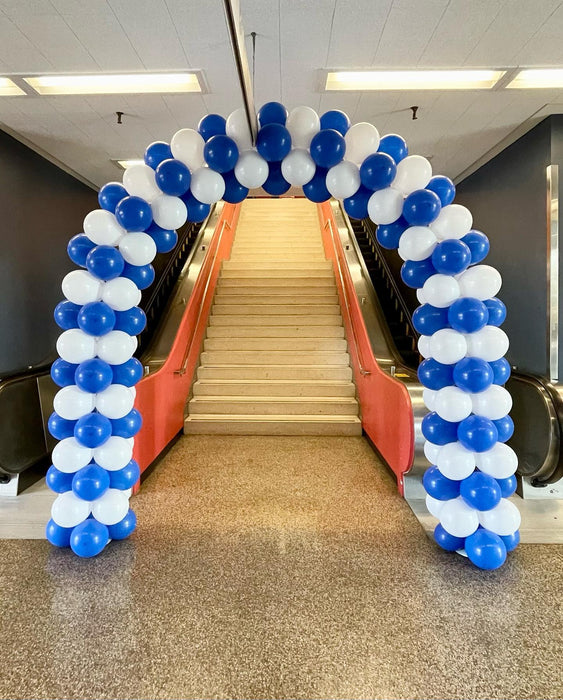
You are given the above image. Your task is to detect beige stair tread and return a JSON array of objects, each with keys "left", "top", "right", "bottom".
[
  {"left": 189, "top": 396, "right": 359, "bottom": 416},
  {"left": 197, "top": 365, "right": 353, "bottom": 380},
  {"left": 200, "top": 350, "right": 350, "bottom": 365},
  {"left": 203, "top": 337, "right": 347, "bottom": 351},
  {"left": 192, "top": 379, "right": 356, "bottom": 397},
  {"left": 221, "top": 270, "right": 334, "bottom": 278},
  {"left": 209, "top": 315, "right": 342, "bottom": 326},
  {"left": 213, "top": 295, "right": 338, "bottom": 304},
  {"left": 206, "top": 326, "right": 345, "bottom": 338},
  {"left": 223, "top": 261, "right": 332, "bottom": 270},
  {"left": 217, "top": 278, "right": 335, "bottom": 287},
  {"left": 211, "top": 304, "right": 341, "bottom": 315},
  {"left": 184, "top": 414, "right": 363, "bottom": 436}
]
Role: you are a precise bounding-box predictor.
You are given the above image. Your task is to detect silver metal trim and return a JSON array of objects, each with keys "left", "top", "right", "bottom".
[{"left": 547, "top": 164, "right": 559, "bottom": 382}]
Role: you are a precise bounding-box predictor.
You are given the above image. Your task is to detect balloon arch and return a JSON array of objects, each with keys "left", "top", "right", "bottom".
[{"left": 47, "top": 102, "right": 520, "bottom": 569}]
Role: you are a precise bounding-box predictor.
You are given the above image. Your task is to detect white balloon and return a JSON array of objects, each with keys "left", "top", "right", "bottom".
[
  {"left": 97, "top": 330, "right": 137, "bottom": 365},
  {"left": 96, "top": 384, "right": 135, "bottom": 419},
  {"left": 430, "top": 204, "right": 472, "bottom": 241},
  {"left": 423, "top": 388, "right": 437, "bottom": 411},
  {"left": 118, "top": 232, "right": 157, "bottom": 267},
  {"left": 436, "top": 442, "right": 476, "bottom": 480},
  {"left": 418, "top": 335, "right": 432, "bottom": 358},
  {"left": 56, "top": 329, "right": 97, "bottom": 364},
  {"left": 367, "top": 188, "right": 404, "bottom": 225},
  {"left": 51, "top": 491, "right": 91, "bottom": 528},
  {"left": 475, "top": 443, "right": 518, "bottom": 479},
  {"left": 53, "top": 386, "right": 96, "bottom": 421},
  {"left": 91, "top": 488, "right": 130, "bottom": 525},
  {"left": 190, "top": 167, "right": 226, "bottom": 205},
  {"left": 93, "top": 436, "right": 133, "bottom": 472},
  {"left": 281, "top": 149, "right": 316, "bottom": 187},
  {"left": 424, "top": 440, "right": 442, "bottom": 465},
  {"left": 426, "top": 494, "right": 446, "bottom": 518},
  {"left": 170, "top": 128, "right": 205, "bottom": 171},
  {"left": 344, "top": 122, "right": 380, "bottom": 165},
  {"left": 429, "top": 328, "right": 467, "bottom": 365},
  {"left": 439, "top": 497, "right": 479, "bottom": 537},
  {"left": 52, "top": 437, "right": 93, "bottom": 473},
  {"left": 235, "top": 149, "right": 269, "bottom": 189},
  {"left": 325, "top": 160, "right": 361, "bottom": 200},
  {"left": 286, "top": 106, "right": 320, "bottom": 149},
  {"left": 465, "top": 326, "right": 509, "bottom": 362},
  {"left": 226, "top": 108, "right": 253, "bottom": 151},
  {"left": 398, "top": 226, "right": 437, "bottom": 262},
  {"left": 434, "top": 386, "right": 472, "bottom": 422},
  {"left": 128, "top": 386, "right": 137, "bottom": 400},
  {"left": 472, "top": 385, "right": 513, "bottom": 420},
  {"left": 416, "top": 288, "right": 427, "bottom": 304},
  {"left": 422, "top": 274, "right": 461, "bottom": 308},
  {"left": 83, "top": 210, "right": 126, "bottom": 246},
  {"left": 151, "top": 194, "right": 188, "bottom": 230},
  {"left": 62, "top": 270, "right": 103, "bottom": 306},
  {"left": 392, "top": 155, "right": 432, "bottom": 196},
  {"left": 458, "top": 265, "right": 502, "bottom": 300},
  {"left": 123, "top": 164, "right": 161, "bottom": 201},
  {"left": 478, "top": 498, "right": 521, "bottom": 536},
  {"left": 102, "top": 277, "right": 141, "bottom": 312}
]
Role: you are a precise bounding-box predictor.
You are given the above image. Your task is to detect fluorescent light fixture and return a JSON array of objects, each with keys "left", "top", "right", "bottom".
[
  {"left": 24, "top": 72, "right": 201, "bottom": 95},
  {"left": 325, "top": 69, "right": 505, "bottom": 91},
  {"left": 507, "top": 69, "right": 563, "bottom": 88},
  {"left": 0, "top": 78, "right": 26, "bottom": 95},
  {"left": 116, "top": 159, "right": 144, "bottom": 169}
]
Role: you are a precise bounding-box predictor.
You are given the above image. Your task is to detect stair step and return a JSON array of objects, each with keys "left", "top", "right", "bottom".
[
  {"left": 221, "top": 269, "right": 334, "bottom": 278},
  {"left": 192, "top": 379, "right": 356, "bottom": 397},
  {"left": 223, "top": 261, "right": 332, "bottom": 270},
  {"left": 206, "top": 325, "right": 345, "bottom": 338},
  {"left": 212, "top": 304, "right": 341, "bottom": 316},
  {"left": 184, "top": 414, "right": 363, "bottom": 436},
  {"left": 204, "top": 337, "right": 347, "bottom": 351},
  {"left": 217, "top": 277, "right": 335, "bottom": 287},
  {"left": 189, "top": 396, "right": 359, "bottom": 416},
  {"left": 213, "top": 295, "right": 339, "bottom": 305},
  {"left": 209, "top": 314, "right": 342, "bottom": 326},
  {"left": 197, "top": 365, "right": 353, "bottom": 380},
  {"left": 200, "top": 350, "right": 350, "bottom": 365}
]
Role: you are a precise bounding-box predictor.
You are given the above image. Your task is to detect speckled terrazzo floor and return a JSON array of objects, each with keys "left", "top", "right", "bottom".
[{"left": 1, "top": 435, "right": 562, "bottom": 700}]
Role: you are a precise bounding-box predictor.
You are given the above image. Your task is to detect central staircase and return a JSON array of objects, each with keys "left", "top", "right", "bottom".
[{"left": 184, "top": 198, "right": 362, "bottom": 435}]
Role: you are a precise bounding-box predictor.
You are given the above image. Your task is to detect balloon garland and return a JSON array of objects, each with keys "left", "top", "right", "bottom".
[{"left": 48, "top": 102, "right": 519, "bottom": 567}]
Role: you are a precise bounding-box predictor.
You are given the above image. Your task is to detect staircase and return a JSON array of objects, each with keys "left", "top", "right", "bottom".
[{"left": 184, "top": 198, "right": 362, "bottom": 436}]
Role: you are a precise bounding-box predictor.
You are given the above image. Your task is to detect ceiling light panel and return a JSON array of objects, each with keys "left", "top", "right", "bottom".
[
  {"left": 24, "top": 73, "right": 202, "bottom": 96},
  {"left": 0, "top": 78, "right": 26, "bottom": 96},
  {"left": 506, "top": 69, "right": 563, "bottom": 89},
  {"left": 115, "top": 159, "right": 145, "bottom": 169},
  {"left": 325, "top": 70, "right": 505, "bottom": 91}
]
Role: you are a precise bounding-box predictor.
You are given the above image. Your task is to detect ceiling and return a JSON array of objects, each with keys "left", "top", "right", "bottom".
[{"left": 1, "top": 0, "right": 563, "bottom": 188}]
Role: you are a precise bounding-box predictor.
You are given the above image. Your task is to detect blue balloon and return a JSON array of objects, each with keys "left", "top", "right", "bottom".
[
  {"left": 67, "top": 234, "right": 95, "bottom": 267},
  {"left": 494, "top": 415, "right": 514, "bottom": 443},
  {"left": 320, "top": 110, "right": 350, "bottom": 136},
  {"left": 115, "top": 195, "right": 153, "bottom": 232},
  {"left": 360, "top": 152, "right": 396, "bottom": 191},
  {"left": 155, "top": 158, "right": 191, "bottom": 196},
  {"left": 496, "top": 474, "right": 517, "bottom": 498},
  {"left": 54, "top": 300, "right": 81, "bottom": 330},
  {"left": 431, "top": 239, "right": 471, "bottom": 276},
  {"left": 500, "top": 529, "right": 520, "bottom": 552},
  {"left": 378, "top": 134, "right": 408, "bottom": 163},
  {"left": 258, "top": 101, "right": 288, "bottom": 127},
  {"left": 448, "top": 297, "right": 489, "bottom": 333},
  {"left": 426, "top": 175, "right": 455, "bottom": 207},
  {"left": 110, "top": 409, "right": 143, "bottom": 439},
  {"left": 453, "top": 357, "right": 494, "bottom": 394},
  {"left": 109, "top": 460, "right": 141, "bottom": 490},
  {"left": 75, "top": 358, "right": 113, "bottom": 394},
  {"left": 433, "top": 523, "right": 465, "bottom": 552},
  {"left": 46, "top": 519, "right": 73, "bottom": 548},
  {"left": 98, "top": 182, "right": 128, "bottom": 212},
  {"left": 204, "top": 135, "right": 239, "bottom": 174},
  {"left": 121, "top": 262, "right": 155, "bottom": 290},
  {"left": 401, "top": 257, "right": 437, "bottom": 289},
  {"left": 343, "top": 186, "right": 371, "bottom": 219},
  {"left": 458, "top": 415, "right": 498, "bottom": 452},
  {"left": 48, "top": 412, "right": 77, "bottom": 440},
  {"left": 303, "top": 167, "right": 330, "bottom": 202},
  {"left": 182, "top": 192, "right": 211, "bottom": 223},
  {"left": 77, "top": 301, "right": 116, "bottom": 337},
  {"left": 222, "top": 170, "right": 249, "bottom": 204},
  {"left": 460, "top": 472, "right": 502, "bottom": 511},
  {"left": 461, "top": 230, "right": 489, "bottom": 265},
  {"left": 74, "top": 413, "right": 112, "bottom": 448},
  {"left": 198, "top": 113, "right": 226, "bottom": 141},
  {"left": 376, "top": 216, "right": 408, "bottom": 249},
  {"left": 107, "top": 508, "right": 137, "bottom": 540},
  {"left": 145, "top": 222, "right": 178, "bottom": 253},
  {"left": 403, "top": 189, "right": 441, "bottom": 226},
  {"left": 262, "top": 161, "right": 291, "bottom": 196},
  {"left": 85, "top": 245, "right": 125, "bottom": 281},
  {"left": 490, "top": 358, "right": 511, "bottom": 385},
  {"left": 46, "top": 465, "right": 74, "bottom": 493},
  {"left": 423, "top": 466, "right": 460, "bottom": 500},
  {"left": 422, "top": 412, "right": 459, "bottom": 445},
  {"left": 484, "top": 298, "right": 506, "bottom": 327},
  {"left": 418, "top": 358, "right": 454, "bottom": 390},
  {"left": 412, "top": 304, "right": 449, "bottom": 335},
  {"left": 309, "top": 129, "right": 346, "bottom": 169},
  {"left": 114, "top": 306, "right": 147, "bottom": 335},
  {"left": 144, "top": 141, "right": 172, "bottom": 169},
  {"left": 70, "top": 519, "right": 109, "bottom": 558},
  {"left": 72, "top": 463, "right": 110, "bottom": 501},
  {"left": 465, "top": 528, "right": 507, "bottom": 570},
  {"left": 51, "top": 358, "right": 79, "bottom": 387},
  {"left": 111, "top": 358, "right": 143, "bottom": 387},
  {"left": 256, "top": 123, "right": 292, "bottom": 162}
]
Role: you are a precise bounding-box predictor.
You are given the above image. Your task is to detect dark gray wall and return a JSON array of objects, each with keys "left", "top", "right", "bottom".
[{"left": 0, "top": 130, "right": 97, "bottom": 376}]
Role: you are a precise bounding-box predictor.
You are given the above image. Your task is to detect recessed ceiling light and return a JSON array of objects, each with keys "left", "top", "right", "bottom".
[
  {"left": 115, "top": 159, "right": 144, "bottom": 169},
  {"left": 0, "top": 78, "right": 26, "bottom": 96},
  {"left": 325, "top": 70, "right": 505, "bottom": 91},
  {"left": 506, "top": 69, "right": 563, "bottom": 89},
  {"left": 24, "top": 73, "right": 201, "bottom": 95}
]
